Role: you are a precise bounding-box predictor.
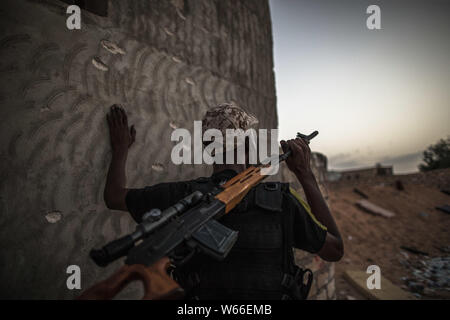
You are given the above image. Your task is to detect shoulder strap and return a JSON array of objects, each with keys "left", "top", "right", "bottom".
[
  {"left": 186, "top": 177, "right": 217, "bottom": 195},
  {"left": 289, "top": 187, "right": 327, "bottom": 231},
  {"left": 280, "top": 183, "right": 315, "bottom": 300},
  {"left": 280, "top": 183, "right": 295, "bottom": 274}
]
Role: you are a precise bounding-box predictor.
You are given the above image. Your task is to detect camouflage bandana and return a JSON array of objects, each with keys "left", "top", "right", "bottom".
[{"left": 202, "top": 103, "right": 259, "bottom": 141}]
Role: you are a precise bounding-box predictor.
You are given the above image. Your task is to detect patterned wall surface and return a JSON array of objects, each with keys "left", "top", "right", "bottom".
[
  {"left": 0, "top": 0, "right": 276, "bottom": 299},
  {"left": 0, "top": 0, "right": 334, "bottom": 300}
]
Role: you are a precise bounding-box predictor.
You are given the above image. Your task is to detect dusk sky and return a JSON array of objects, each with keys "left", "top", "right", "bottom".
[{"left": 269, "top": 0, "right": 450, "bottom": 173}]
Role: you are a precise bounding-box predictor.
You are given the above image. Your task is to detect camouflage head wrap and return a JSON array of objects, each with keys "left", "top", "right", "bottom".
[{"left": 202, "top": 103, "right": 259, "bottom": 139}]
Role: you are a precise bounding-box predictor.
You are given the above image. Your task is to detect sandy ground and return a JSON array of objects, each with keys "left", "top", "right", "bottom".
[{"left": 328, "top": 172, "right": 450, "bottom": 300}]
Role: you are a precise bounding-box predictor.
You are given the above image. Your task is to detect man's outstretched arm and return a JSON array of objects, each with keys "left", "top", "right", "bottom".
[
  {"left": 104, "top": 105, "right": 136, "bottom": 211},
  {"left": 281, "top": 138, "right": 344, "bottom": 262}
]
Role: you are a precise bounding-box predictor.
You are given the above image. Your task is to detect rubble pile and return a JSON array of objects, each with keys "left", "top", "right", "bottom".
[{"left": 401, "top": 255, "right": 450, "bottom": 298}]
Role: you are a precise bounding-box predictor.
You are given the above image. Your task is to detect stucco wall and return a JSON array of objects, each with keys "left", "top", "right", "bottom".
[{"left": 0, "top": 0, "right": 277, "bottom": 299}]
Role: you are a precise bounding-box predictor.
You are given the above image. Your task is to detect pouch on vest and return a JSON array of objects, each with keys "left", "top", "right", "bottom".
[{"left": 254, "top": 182, "right": 283, "bottom": 212}]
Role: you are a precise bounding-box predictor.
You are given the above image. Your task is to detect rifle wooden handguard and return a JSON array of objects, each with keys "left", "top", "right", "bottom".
[
  {"left": 215, "top": 166, "right": 265, "bottom": 213},
  {"left": 77, "top": 257, "right": 184, "bottom": 300}
]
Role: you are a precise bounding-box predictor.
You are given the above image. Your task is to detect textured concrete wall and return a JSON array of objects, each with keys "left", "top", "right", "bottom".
[
  {"left": 0, "top": 0, "right": 277, "bottom": 299},
  {"left": 281, "top": 153, "right": 337, "bottom": 300}
]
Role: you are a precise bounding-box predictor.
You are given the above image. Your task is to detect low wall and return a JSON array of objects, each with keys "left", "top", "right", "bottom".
[{"left": 329, "top": 168, "right": 450, "bottom": 191}]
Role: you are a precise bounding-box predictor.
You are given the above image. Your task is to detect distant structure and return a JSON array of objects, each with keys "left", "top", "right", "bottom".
[{"left": 328, "top": 163, "right": 393, "bottom": 182}]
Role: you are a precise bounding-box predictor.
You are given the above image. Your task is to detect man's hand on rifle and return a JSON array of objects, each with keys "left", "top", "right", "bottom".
[
  {"left": 107, "top": 105, "right": 136, "bottom": 155},
  {"left": 280, "top": 138, "right": 312, "bottom": 178}
]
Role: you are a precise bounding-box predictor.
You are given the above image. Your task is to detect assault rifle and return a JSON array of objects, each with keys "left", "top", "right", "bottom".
[{"left": 78, "top": 131, "right": 318, "bottom": 300}]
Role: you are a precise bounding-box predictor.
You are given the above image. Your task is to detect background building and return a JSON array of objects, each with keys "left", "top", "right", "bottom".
[{"left": 329, "top": 163, "right": 393, "bottom": 182}]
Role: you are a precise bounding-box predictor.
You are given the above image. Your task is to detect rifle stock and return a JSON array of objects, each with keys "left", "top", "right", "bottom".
[{"left": 77, "top": 257, "right": 184, "bottom": 300}]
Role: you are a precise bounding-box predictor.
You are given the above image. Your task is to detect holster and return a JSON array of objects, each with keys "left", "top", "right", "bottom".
[{"left": 281, "top": 266, "right": 314, "bottom": 300}]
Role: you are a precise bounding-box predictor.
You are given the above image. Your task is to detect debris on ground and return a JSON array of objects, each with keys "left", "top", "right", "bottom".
[
  {"left": 395, "top": 180, "right": 405, "bottom": 191},
  {"left": 418, "top": 212, "right": 429, "bottom": 219},
  {"left": 435, "top": 246, "right": 450, "bottom": 254},
  {"left": 400, "top": 246, "right": 429, "bottom": 256},
  {"left": 353, "top": 188, "right": 369, "bottom": 199},
  {"left": 435, "top": 204, "right": 450, "bottom": 214},
  {"left": 355, "top": 199, "right": 395, "bottom": 218},
  {"left": 402, "top": 256, "right": 450, "bottom": 298}
]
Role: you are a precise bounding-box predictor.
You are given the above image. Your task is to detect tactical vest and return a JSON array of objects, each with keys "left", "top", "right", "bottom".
[{"left": 174, "top": 177, "right": 313, "bottom": 300}]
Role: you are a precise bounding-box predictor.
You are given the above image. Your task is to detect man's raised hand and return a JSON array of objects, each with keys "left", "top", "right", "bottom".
[
  {"left": 280, "top": 138, "right": 312, "bottom": 178},
  {"left": 106, "top": 105, "right": 136, "bottom": 154}
]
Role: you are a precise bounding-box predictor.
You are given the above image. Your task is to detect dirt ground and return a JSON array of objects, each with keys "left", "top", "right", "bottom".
[{"left": 328, "top": 170, "right": 450, "bottom": 300}]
